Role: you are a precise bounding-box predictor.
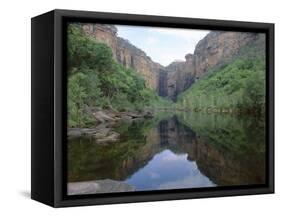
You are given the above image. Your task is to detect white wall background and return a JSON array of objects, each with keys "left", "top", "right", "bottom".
[{"left": 0, "top": 0, "right": 279, "bottom": 215}]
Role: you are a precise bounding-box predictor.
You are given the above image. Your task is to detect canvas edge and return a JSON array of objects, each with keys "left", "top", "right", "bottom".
[{"left": 37, "top": 9, "right": 275, "bottom": 207}]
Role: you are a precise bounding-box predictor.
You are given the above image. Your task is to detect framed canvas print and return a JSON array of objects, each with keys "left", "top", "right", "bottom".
[{"left": 31, "top": 9, "right": 274, "bottom": 207}]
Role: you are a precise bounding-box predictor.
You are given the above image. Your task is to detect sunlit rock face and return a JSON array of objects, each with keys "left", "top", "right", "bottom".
[
  {"left": 162, "top": 32, "right": 259, "bottom": 100},
  {"left": 193, "top": 31, "right": 258, "bottom": 79},
  {"left": 82, "top": 24, "right": 162, "bottom": 90},
  {"left": 82, "top": 24, "right": 118, "bottom": 58}
]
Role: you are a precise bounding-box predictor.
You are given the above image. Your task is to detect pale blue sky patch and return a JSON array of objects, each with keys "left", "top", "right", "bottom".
[
  {"left": 116, "top": 25, "right": 209, "bottom": 66},
  {"left": 125, "top": 149, "right": 215, "bottom": 191}
]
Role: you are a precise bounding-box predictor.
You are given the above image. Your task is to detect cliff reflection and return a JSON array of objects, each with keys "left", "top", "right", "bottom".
[
  {"left": 68, "top": 112, "right": 266, "bottom": 189},
  {"left": 177, "top": 112, "right": 266, "bottom": 186}
]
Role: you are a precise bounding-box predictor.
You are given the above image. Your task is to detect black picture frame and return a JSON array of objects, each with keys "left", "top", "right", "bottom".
[{"left": 31, "top": 9, "right": 274, "bottom": 207}]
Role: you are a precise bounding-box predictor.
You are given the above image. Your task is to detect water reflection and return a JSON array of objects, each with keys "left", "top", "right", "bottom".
[
  {"left": 67, "top": 112, "right": 266, "bottom": 193},
  {"left": 126, "top": 149, "right": 215, "bottom": 190}
]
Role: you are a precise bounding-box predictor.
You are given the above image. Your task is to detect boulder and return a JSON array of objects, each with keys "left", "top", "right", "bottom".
[{"left": 93, "top": 111, "right": 116, "bottom": 123}]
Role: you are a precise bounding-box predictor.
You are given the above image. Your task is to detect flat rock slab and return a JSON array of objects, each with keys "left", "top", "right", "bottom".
[
  {"left": 93, "top": 111, "right": 116, "bottom": 123},
  {"left": 68, "top": 179, "right": 135, "bottom": 195},
  {"left": 68, "top": 128, "right": 99, "bottom": 138}
]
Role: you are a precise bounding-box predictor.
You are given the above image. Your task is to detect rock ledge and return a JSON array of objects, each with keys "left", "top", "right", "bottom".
[{"left": 68, "top": 179, "right": 135, "bottom": 195}]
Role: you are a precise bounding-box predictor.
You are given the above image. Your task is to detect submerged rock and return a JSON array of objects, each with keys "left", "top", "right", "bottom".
[{"left": 68, "top": 179, "right": 135, "bottom": 195}]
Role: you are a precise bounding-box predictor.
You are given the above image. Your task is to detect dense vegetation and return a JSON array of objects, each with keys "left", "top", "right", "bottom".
[
  {"left": 67, "top": 24, "right": 170, "bottom": 127},
  {"left": 176, "top": 35, "right": 266, "bottom": 115}
]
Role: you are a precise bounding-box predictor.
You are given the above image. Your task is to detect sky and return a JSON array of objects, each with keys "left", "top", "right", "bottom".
[{"left": 116, "top": 25, "right": 209, "bottom": 66}]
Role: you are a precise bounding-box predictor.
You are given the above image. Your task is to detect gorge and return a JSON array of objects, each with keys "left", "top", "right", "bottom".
[
  {"left": 67, "top": 23, "right": 266, "bottom": 195},
  {"left": 81, "top": 23, "right": 263, "bottom": 101}
]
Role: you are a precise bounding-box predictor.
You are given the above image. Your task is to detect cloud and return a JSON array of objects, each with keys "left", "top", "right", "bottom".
[
  {"left": 146, "top": 36, "right": 158, "bottom": 45},
  {"left": 162, "top": 153, "right": 186, "bottom": 162},
  {"left": 150, "top": 27, "right": 209, "bottom": 43},
  {"left": 158, "top": 173, "right": 216, "bottom": 190},
  {"left": 149, "top": 171, "right": 160, "bottom": 179},
  {"left": 156, "top": 53, "right": 185, "bottom": 66}
]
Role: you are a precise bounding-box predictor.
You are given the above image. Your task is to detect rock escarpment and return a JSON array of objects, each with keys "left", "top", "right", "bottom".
[
  {"left": 193, "top": 31, "right": 258, "bottom": 78},
  {"left": 82, "top": 24, "right": 162, "bottom": 90},
  {"left": 82, "top": 24, "right": 262, "bottom": 101},
  {"left": 162, "top": 31, "right": 260, "bottom": 100}
]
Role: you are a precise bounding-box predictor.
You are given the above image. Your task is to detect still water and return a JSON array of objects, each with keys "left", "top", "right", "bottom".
[{"left": 67, "top": 112, "right": 266, "bottom": 194}]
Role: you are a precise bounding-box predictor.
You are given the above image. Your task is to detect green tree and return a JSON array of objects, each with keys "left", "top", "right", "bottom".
[{"left": 68, "top": 72, "right": 88, "bottom": 127}]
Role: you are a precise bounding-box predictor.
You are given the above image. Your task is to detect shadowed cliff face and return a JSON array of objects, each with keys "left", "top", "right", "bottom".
[
  {"left": 82, "top": 24, "right": 262, "bottom": 101},
  {"left": 164, "top": 56, "right": 196, "bottom": 101},
  {"left": 158, "top": 69, "right": 168, "bottom": 97}
]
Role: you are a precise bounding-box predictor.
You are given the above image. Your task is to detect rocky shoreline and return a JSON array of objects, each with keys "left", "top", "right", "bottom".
[{"left": 68, "top": 109, "right": 154, "bottom": 144}]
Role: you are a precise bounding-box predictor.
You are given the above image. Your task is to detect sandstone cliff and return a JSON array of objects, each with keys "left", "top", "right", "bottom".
[
  {"left": 82, "top": 23, "right": 262, "bottom": 101},
  {"left": 194, "top": 31, "right": 258, "bottom": 78},
  {"left": 164, "top": 54, "right": 196, "bottom": 101},
  {"left": 162, "top": 31, "right": 261, "bottom": 100},
  {"left": 82, "top": 24, "right": 162, "bottom": 90}
]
